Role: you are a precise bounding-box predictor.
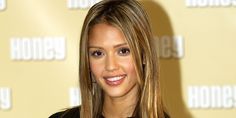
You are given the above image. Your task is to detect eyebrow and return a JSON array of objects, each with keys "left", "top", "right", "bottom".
[
  {"left": 89, "top": 43, "right": 128, "bottom": 49},
  {"left": 114, "top": 43, "right": 128, "bottom": 48}
]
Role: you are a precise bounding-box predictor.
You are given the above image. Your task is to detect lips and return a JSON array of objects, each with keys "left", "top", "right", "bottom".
[{"left": 103, "top": 74, "right": 126, "bottom": 86}]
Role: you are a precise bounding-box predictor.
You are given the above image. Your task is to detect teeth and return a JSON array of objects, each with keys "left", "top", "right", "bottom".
[{"left": 106, "top": 76, "right": 124, "bottom": 82}]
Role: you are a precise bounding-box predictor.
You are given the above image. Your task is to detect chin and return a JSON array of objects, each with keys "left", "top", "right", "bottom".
[{"left": 104, "top": 88, "right": 127, "bottom": 98}]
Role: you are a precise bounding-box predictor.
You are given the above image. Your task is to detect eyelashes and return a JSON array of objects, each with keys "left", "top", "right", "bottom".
[
  {"left": 89, "top": 47, "right": 130, "bottom": 58},
  {"left": 90, "top": 50, "right": 104, "bottom": 58},
  {"left": 118, "top": 47, "right": 130, "bottom": 56}
]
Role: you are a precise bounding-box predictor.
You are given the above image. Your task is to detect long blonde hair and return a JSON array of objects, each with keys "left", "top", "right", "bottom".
[{"left": 79, "top": 0, "right": 165, "bottom": 117}]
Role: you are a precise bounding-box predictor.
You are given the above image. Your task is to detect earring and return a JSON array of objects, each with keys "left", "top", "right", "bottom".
[{"left": 90, "top": 73, "right": 96, "bottom": 95}]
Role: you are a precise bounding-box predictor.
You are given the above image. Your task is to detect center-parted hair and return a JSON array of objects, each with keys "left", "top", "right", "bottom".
[{"left": 79, "top": 0, "right": 165, "bottom": 117}]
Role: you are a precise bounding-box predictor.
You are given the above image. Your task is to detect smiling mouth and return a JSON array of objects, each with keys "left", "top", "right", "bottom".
[{"left": 103, "top": 74, "right": 126, "bottom": 86}]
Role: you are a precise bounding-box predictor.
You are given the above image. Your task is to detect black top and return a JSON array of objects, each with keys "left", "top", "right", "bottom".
[
  {"left": 49, "top": 107, "right": 104, "bottom": 118},
  {"left": 49, "top": 106, "right": 170, "bottom": 118},
  {"left": 49, "top": 107, "right": 82, "bottom": 118}
]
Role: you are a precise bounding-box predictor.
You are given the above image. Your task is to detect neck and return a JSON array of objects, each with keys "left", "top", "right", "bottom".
[{"left": 102, "top": 84, "right": 139, "bottom": 118}]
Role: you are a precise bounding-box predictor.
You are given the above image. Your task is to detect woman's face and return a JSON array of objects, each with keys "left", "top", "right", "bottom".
[{"left": 88, "top": 23, "right": 139, "bottom": 98}]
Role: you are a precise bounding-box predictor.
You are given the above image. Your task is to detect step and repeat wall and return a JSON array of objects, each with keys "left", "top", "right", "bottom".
[{"left": 0, "top": 0, "right": 235, "bottom": 118}]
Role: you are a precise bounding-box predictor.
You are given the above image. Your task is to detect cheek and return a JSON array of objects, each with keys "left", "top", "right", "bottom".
[
  {"left": 89, "top": 59, "right": 104, "bottom": 79},
  {"left": 120, "top": 58, "right": 137, "bottom": 77}
]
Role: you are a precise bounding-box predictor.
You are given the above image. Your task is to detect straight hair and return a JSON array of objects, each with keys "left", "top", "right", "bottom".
[{"left": 79, "top": 0, "right": 165, "bottom": 117}]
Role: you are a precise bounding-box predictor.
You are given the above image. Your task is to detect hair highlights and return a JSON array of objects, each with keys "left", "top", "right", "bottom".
[{"left": 79, "top": 0, "right": 165, "bottom": 117}]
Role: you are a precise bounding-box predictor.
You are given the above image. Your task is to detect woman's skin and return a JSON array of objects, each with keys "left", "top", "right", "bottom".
[{"left": 88, "top": 23, "right": 139, "bottom": 118}]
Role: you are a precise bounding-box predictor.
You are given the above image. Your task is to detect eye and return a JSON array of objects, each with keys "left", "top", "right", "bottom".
[
  {"left": 118, "top": 47, "right": 130, "bottom": 56},
  {"left": 90, "top": 50, "right": 104, "bottom": 58}
]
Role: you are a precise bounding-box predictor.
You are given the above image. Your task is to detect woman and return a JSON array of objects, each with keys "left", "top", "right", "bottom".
[{"left": 50, "top": 0, "right": 169, "bottom": 117}]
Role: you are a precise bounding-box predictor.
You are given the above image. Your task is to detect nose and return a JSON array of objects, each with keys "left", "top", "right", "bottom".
[{"left": 105, "top": 54, "right": 118, "bottom": 72}]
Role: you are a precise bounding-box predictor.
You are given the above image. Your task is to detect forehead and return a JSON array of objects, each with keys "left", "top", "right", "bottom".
[{"left": 88, "top": 23, "right": 127, "bottom": 46}]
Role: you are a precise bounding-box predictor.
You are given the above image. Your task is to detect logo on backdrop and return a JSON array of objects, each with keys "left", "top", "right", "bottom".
[
  {"left": 67, "top": 0, "right": 101, "bottom": 9},
  {"left": 69, "top": 87, "right": 81, "bottom": 107},
  {"left": 0, "top": 0, "right": 6, "bottom": 11},
  {"left": 156, "top": 35, "right": 184, "bottom": 59},
  {"left": 188, "top": 85, "right": 236, "bottom": 109},
  {"left": 10, "top": 37, "right": 66, "bottom": 61},
  {"left": 186, "top": 0, "right": 236, "bottom": 7},
  {"left": 0, "top": 87, "right": 11, "bottom": 110}
]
